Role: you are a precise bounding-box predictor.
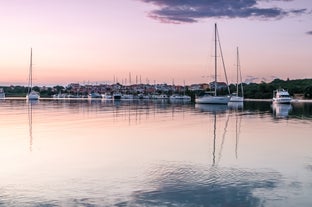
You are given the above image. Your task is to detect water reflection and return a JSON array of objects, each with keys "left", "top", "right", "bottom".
[
  {"left": 27, "top": 100, "right": 38, "bottom": 151},
  {"left": 271, "top": 103, "right": 292, "bottom": 118},
  {"left": 119, "top": 163, "right": 282, "bottom": 207},
  {"left": 195, "top": 104, "right": 228, "bottom": 113},
  {"left": 0, "top": 99, "right": 311, "bottom": 206},
  {"left": 228, "top": 101, "right": 244, "bottom": 110}
]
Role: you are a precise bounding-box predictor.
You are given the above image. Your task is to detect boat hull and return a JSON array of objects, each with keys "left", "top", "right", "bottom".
[
  {"left": 272, "top": 98, "right": 292, "bottom": 104},
  {"left": 195, "top": 95, "right": 230, "bottom": 104},
  {"left": 26, "top": 91, "right": 40, "bottom": 100},
  {"left": 230, "top": 96, "right": 244, "bottom": 102}
]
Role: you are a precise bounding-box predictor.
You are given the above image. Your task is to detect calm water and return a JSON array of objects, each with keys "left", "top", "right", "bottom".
[{"left": 0, "top": 99, "right": 311, "bottom": 207}]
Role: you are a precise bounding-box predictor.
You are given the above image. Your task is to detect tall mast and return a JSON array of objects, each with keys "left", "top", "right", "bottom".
[
  {"left": 238, "top": 48, "right": 244, "bottom": 97},
  {"left": 236, "top": 47, "right": 239, "bottom": 95},
  {"left": 28, "top": 48, "right": 33, "bottom": 93},
  {"left": 214, "top": 23, "right": 217, "bottom": 96}
]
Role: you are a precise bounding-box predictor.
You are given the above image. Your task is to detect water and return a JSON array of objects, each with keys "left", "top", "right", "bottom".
[{"left": 0, "top": 99, "right": 311, "bottom": 207}]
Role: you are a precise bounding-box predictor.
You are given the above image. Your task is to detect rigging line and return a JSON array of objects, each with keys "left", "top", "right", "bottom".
[
  {"left": 216, "top": 113, "right": 230, "bottom": 165},
  {"left": 216, "top": 28, "right": 231, "bottom": 94}
]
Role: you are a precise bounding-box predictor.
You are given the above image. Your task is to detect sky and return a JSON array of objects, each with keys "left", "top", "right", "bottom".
[{"left": 0, "top": 0, "right": 311, "bottom": 86}]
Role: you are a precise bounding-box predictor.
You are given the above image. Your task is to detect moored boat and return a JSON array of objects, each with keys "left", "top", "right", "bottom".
[
  {"left": 195, "top": 23, "right": 230, "bottom": 105},
  {"left": 273, "top": 89, "right": 292, "bottom": 104},
  {"left": 88, "top": 92, "right": 102, "bottom": 99},
  {"left": 169, "top": 94, "right": 191, "bottom": 101},
  {"left": 230, "top": 47, "right": 244, "bottom": 102},
  {"left": 26, "top": 48, "right": 40, "bottom": 101}
]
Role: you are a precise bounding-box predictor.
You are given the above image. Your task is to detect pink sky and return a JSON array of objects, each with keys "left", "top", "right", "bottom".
[{"left": 0, "top": 0, "right": 311, "bottom": 86}]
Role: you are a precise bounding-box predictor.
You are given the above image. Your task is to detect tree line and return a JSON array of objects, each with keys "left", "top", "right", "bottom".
[{"left": 1, "top": 78, "right": 312, "bottom": 99}]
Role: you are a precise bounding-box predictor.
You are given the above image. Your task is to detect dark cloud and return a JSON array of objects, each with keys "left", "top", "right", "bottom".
[
  {"left": 307, "top": 31, "right": 312, "bottom": 35},
  {"left": 139, "top": 0, "right": 307, "bottom": 23}
]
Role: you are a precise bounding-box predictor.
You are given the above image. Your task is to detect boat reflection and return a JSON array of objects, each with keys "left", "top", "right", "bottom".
[
  {"left": 271, "top": 103, "right": 292, "bottom": 118},
  {"left": 195, "top": 104, "right": 228, "bottom": 113},
  {"left": 228, "top": 101, "right": 244, "bottom": 110}
]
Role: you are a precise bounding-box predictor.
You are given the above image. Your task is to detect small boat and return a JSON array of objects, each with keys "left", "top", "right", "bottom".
[
  {"left": 152, "top": 94, "right": 168, "bottom": 99},
  {"left": 121, "top": 94, "right": 134, "bottom": 100},
  {"left": 26, "top": 48, "right": 40, "bottom": 101},
  {"left": 113, "top": 92, "right": 122, "bottom": 100},
  {"left": 0, "top": 88, "right": 5, "bottom": 99},
  {"left": 230, "top": 47, "right": 244, "bottom": 102},
  {"left": 272, "top": 89, "right": 292, "bottom": 104},
  {"left": 195, "top": 23, "right": 230, "bottom": 104},
  {"left": 88, "top": 92, "right": 102, "bottom": 99},
  {"left": 169, "top": 94, "right": 191, "bottom": 101},
  {"left": 102, "top": 93, "right": 113, "bottom": 100}
]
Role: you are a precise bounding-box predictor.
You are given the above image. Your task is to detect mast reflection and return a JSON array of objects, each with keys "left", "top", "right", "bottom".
[
  {"left": 27, "top": 100, "right": 38, "bottom": 151},
  {"left": 195, "top": 104, "right": 229, "bottom": 166}
]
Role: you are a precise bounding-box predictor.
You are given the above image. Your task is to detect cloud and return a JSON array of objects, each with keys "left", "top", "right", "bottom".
[
  {"left": 116, "top": 163, "right": 284, "bottom": 206},
  {"left": 139, "top": 0, "right": 307, "bottom": 24},
  {"left": 307, "top": 31, "right": 312, "bottom": 35}
]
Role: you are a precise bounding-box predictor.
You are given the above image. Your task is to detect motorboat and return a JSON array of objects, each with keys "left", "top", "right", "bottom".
[
  {"left": 272, "top": 89, "right": 292, "bottom": 104},
  {"left": 88, "top": 92, "right": 102, "bottom": 99},
  {"left": 102, "top": 93, "right": 113, "bottom": 99},
  {"left": 113, "top": 92, "right": 122, "bottom": 100},
  {"left": 169, "top": 94, "right": 191, "bottom": 101}
]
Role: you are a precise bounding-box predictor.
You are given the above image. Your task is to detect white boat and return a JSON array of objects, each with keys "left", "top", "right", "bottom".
[
  {"left": 102, "top": 93, "right": 113, "bottom": 99},
  {"left": 121, "top": 94, "right": 134, "bottom": 100},
  {"left": 27, "top": 90, "right": 40, "bottom": 100},
  {"left": 272, "top": 89, "right": 292, "bottom": 104},
  {"left": 169, "top": 94, "right": 191, "bottom": 101},
  {"left": 0, "top": 88, "right": 5, "bottom": 99},
  {"left": 195, "top": 23, "right": 230, "bottom": 105},
  {"left": 26, "top": 48, "right": 40, "bottom": 101},
  {"left": 196, "top": 94, "right": 230, "bottom": 104},
  {"left": 152, "top": 94, "right": 168, "bottom": 99},
  {"left": 230, "top": 47, "right": 244, "bottom": 102},
  {"left": 88, "top": 92, "right": 102, "bottom": 99}
]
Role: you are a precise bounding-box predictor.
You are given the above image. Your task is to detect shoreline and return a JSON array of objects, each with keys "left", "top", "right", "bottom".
[
  {"left": 245, "top": 98, "right": 312, "bottom": 103},
  {"left": 2, "top": 97, "right": 312, "bottom": 103}
]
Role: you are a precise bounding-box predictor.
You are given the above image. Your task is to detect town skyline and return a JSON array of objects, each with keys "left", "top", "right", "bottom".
[{"left": 0, "top": 0, "right": 311, "bottom": 86}]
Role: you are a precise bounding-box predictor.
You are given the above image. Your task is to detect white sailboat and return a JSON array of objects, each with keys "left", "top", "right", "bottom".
[
  {"left": 26, "top": 48, "right": 40, "bottom": 100},
  {"left": 230, "top": 47, "right": 244, "bottom": 102},
  {"left": 195, "top": 23, "right": 231, "bottom": 104}
]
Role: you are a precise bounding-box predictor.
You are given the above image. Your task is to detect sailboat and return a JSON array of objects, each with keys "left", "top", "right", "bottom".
[
  {"left": 195, "top": 23, "right": 231, "bottom": 104},
  {"left": 26, "top": 48, "right": 40, "bottom": 100},
  {"left": 230, "top": 47, "right": 244, "bottom": 102}
]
